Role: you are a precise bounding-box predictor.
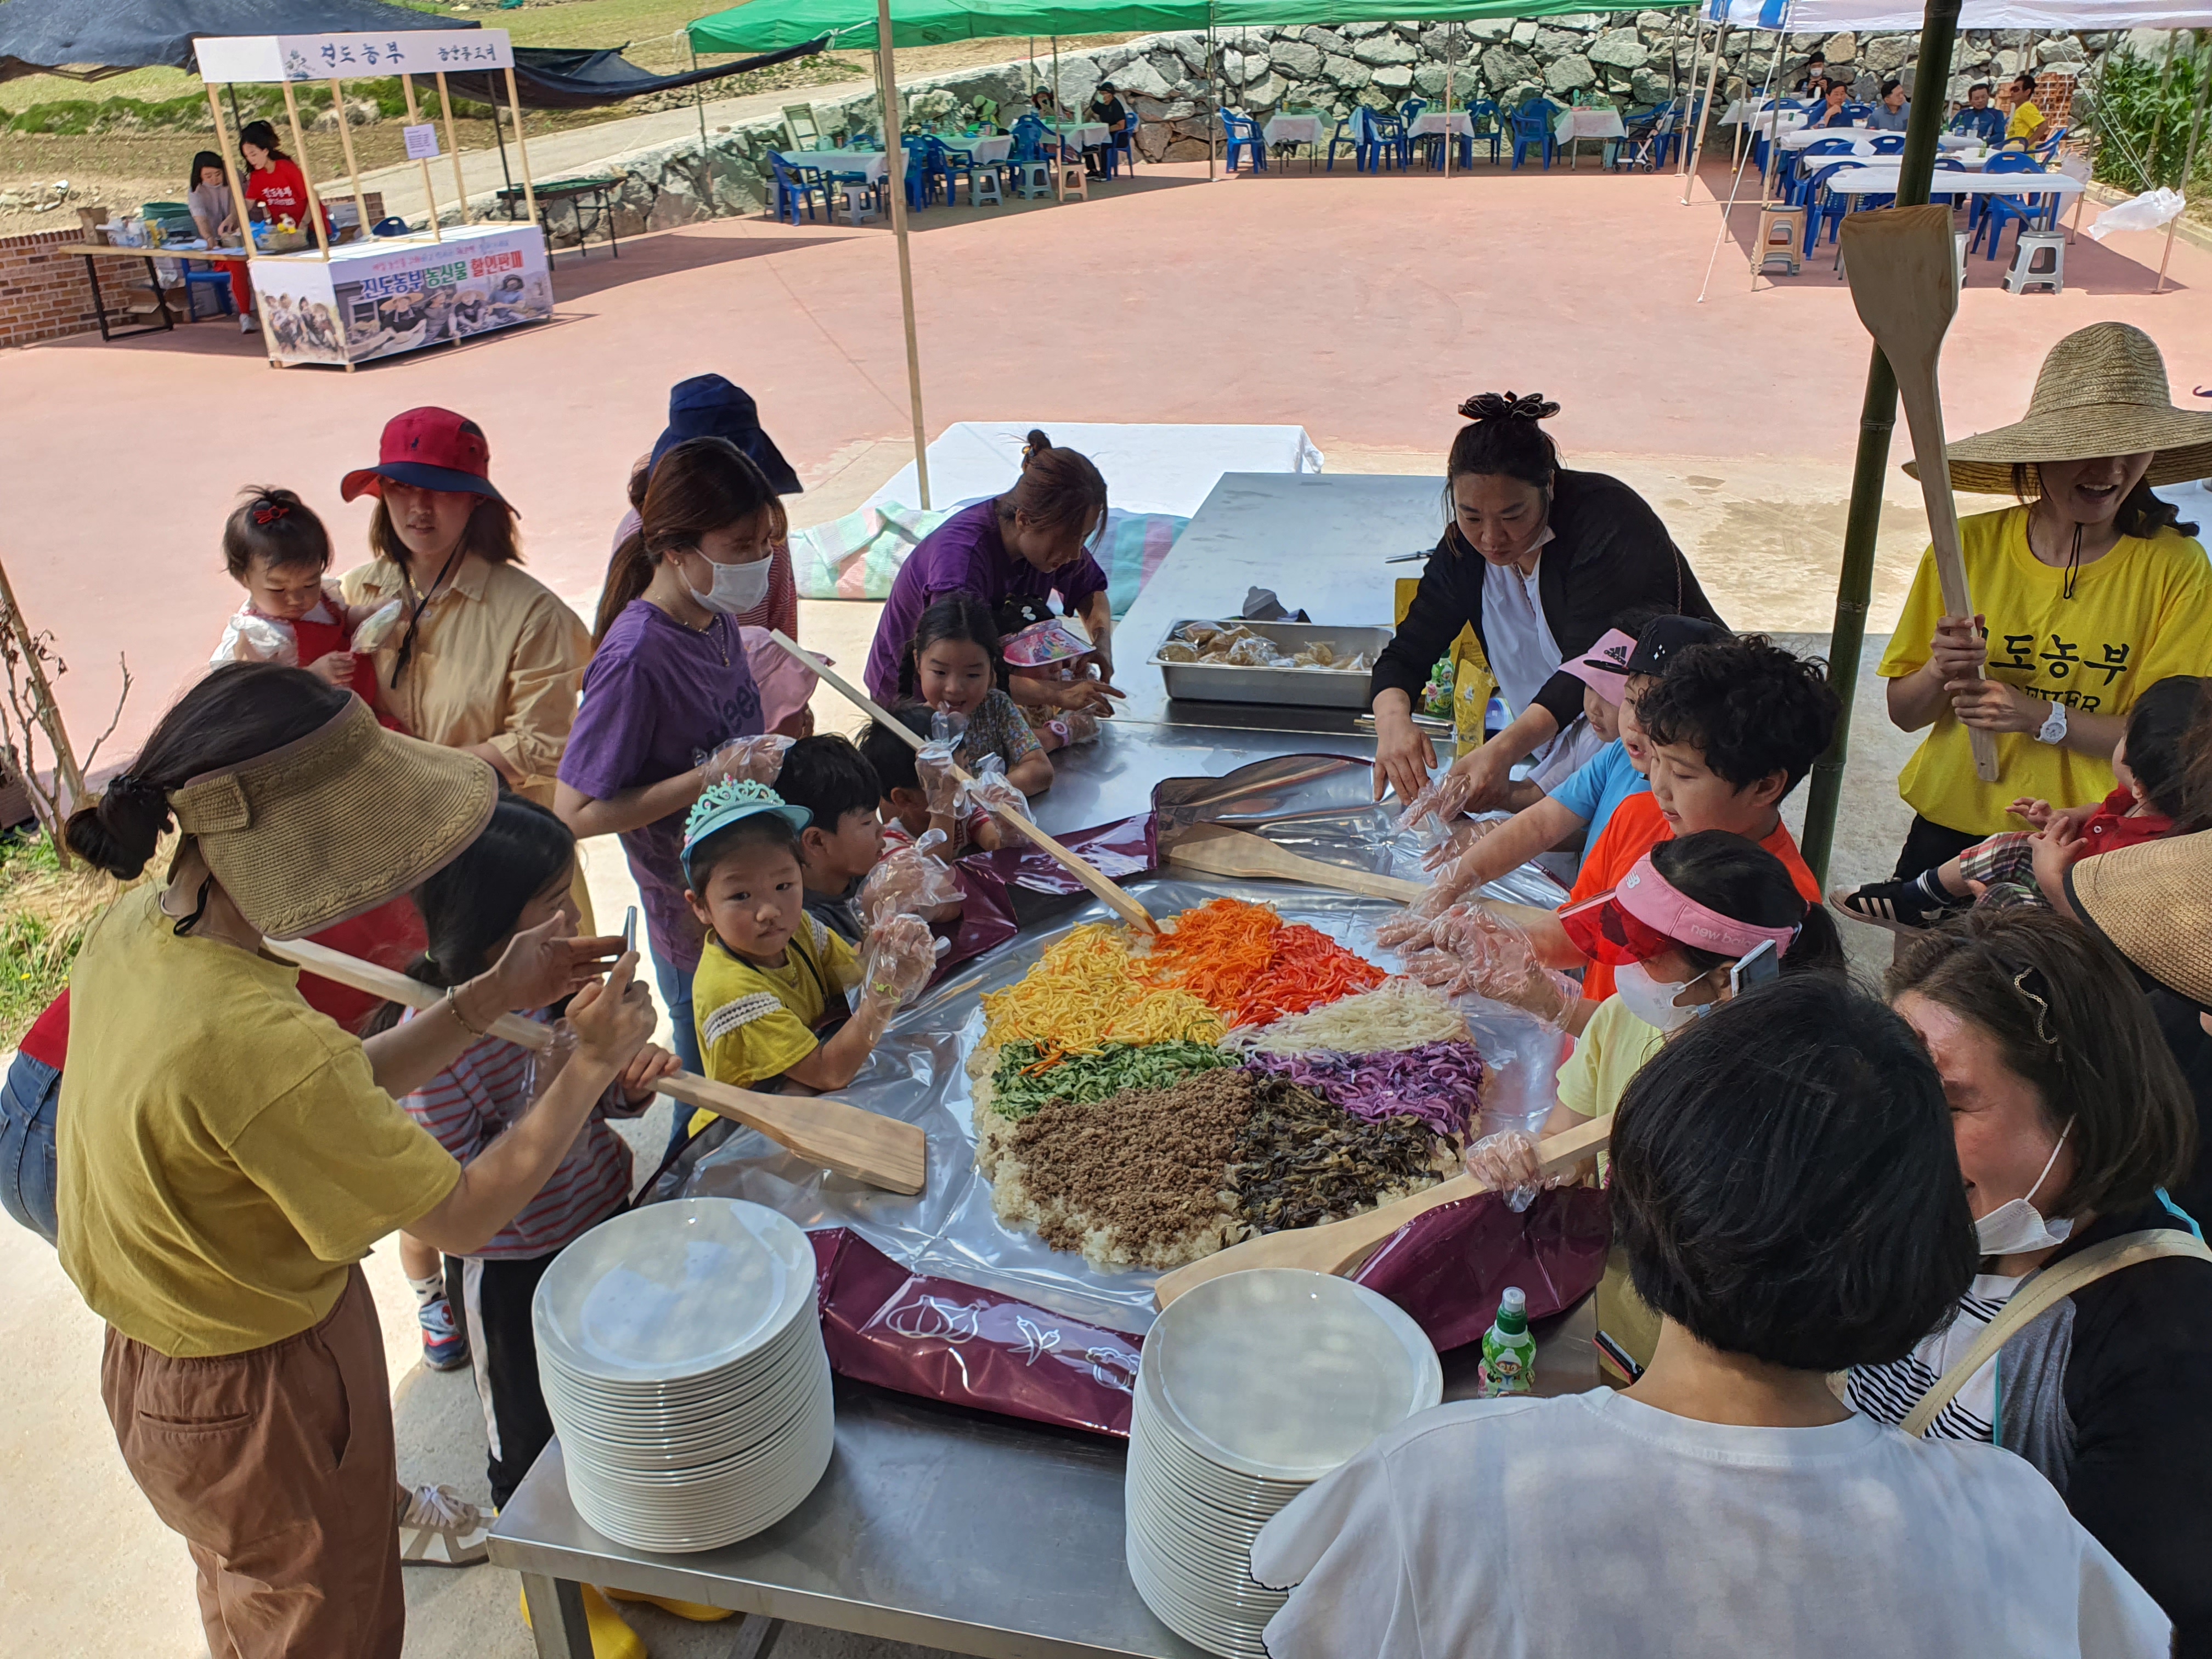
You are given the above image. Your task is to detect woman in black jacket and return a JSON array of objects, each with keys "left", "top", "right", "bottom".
[
  {"left": 1853, "top": 906, "right": 2212, "bottom": 1657},
  {"left": 1369, "top": 391, "right": 1723, "bottom": 813}
]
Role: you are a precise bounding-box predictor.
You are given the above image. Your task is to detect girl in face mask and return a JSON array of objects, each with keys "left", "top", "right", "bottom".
[
  {"left": 1851, "top": 907, "right": 2212, "bottom": 1655},
  {"left": 556, "top": 436, "right": 774, "bottom": 1085}
]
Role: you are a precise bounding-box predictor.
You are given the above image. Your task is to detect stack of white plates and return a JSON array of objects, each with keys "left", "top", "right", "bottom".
[
  {"left": 533, "top": 1198, "right": 833, "bottom": 1553},
  {"left": 1125, "top": 1270, "right": 1441, "bottom": 1657}
]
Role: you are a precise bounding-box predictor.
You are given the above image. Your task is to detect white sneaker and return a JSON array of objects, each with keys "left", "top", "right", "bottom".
[
  {"left": 398, "top": 1482, "right": 491, "bottom": 1567},
  {"left": 239, "top": 312, "right": 256, "bottom": 333}
]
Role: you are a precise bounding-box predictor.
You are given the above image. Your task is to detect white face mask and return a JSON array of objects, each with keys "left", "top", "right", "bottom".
[
  {"left": 1615, "top": 961, "right": 1706, "bottom": 1034},
  {"left": 686, "top": 550, "right": 772, "bottom": 616},
  {"left": 1973, "top": 1119, "right": 2075, "bottom": 1256}
]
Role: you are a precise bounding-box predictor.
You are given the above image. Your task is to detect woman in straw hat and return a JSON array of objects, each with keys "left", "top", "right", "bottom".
[
  {"left": 1855, "top": 906, "right": 2212, "bottom": 1655},
  {"left": 53, "top": 664, "right": 655, "bottom": 1659},
  {"left": 1871, "top": 322, "right": 2212, "bottom": 889}
]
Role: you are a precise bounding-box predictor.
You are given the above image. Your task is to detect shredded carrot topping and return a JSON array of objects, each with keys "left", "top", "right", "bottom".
[{"left": 1134, "top": 898, "right": 1385, "bottom": 1029}]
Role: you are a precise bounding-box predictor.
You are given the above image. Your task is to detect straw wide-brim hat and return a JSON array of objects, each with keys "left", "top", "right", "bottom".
[
  {"left": 1905, "top": 321, "right": 2212, "bottom": 495},
  {"left": 2067, "top": 831, "right": 2212, "bottom": 1009},
  {"left": 168, "top": 698, "right": 496, "bottom": 940}
]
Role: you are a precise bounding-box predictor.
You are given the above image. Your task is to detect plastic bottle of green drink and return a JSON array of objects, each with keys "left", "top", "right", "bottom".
[{"left": 1479, "top": 1287, "right": 1536, "bottom": 1398}]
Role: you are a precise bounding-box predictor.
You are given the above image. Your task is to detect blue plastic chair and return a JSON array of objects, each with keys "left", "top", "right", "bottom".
[
  {"left": 1802, "top": 159, "right": 1858, "bottom": 255},
  {"left": 1368, "top": 104, "right": 1410, "bottom": 168},
  {"left": 1105, "top": 112, "right": 1138, "bottom": 177},
  {"left": 1342, "top": 105, "right": 1397, "bottom": 173},
  {"left": 1930, "top": 154, "right": 1970, "bottom": 211},
  {"left": 1326, "top": 113, "right": 1359, "bottom": 170},
  {"left": 1871, "top": 133, "right": 1904, "bottom": 155},
  {"left": 1973, "top": 154, "right": 2052, "bottom": 259},
  {"left": 768, "top": 153, "right": 825, "bottom": 225},
  {"left": 1221, "top": 108, "right": 1267, "bottom": 172},
  {"left": 1009, "top": 113, "right": 1048, "bottom": 164},
  {"left": 1466, "top": 99, "right": 1503, "bottom": 166},
  {"left": 180, "top": 266, "right": 236, "bottom": 320},
  {"left": 1510, "top": 102, "right": 1555, "bottom": 170},
  {"left": 902, "top": 136, "right": 952, "bottom": 210},
  {"left": 1787, "top": 135, "right": 1858, "bottom": 205}
]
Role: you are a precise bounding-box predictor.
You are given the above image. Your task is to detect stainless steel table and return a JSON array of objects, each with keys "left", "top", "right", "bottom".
[{"left": 493, "top": 1307, "right": 1600, "bottom": 1658}]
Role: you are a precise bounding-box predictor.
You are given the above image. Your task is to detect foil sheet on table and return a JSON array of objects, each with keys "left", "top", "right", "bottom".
[{"left": 684, "top": 754, "right": 1578, "bottom": 1340}]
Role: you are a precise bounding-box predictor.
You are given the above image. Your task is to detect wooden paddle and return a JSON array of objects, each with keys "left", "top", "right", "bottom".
[
  {"left": 1166, "top": 822, "right": 1428, "bottom": 904},
  {"left": 1152, "top": 1112, "right": 1612, "bottom": 1310},
  {"left": 768, "top": 629, "right": 1161, "bottom": 934},
  {"left": 1840, "top": 203, "right": 2002, "bottom": 785},
  {"left": 268, "top": 935, "right": 928, "bottom": 1195}
]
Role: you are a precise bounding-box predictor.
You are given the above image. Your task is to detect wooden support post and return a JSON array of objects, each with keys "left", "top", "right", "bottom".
[
  {"left": 1681, "top": 22, "right": 1726, "bottom": 202},
  {"left": 1444, "top": 23, "right": 1455, "bottom": 179},
  {"left": 1677, "top": 17, "right": 1705, "bottom": 175},
  {"left": 278, "top": 80, "right": 331, "bottom": 260},
  {"left": 1053, "top": 36, "right": 1063, "bottom": 200},
  {"left": 874, "top": 0, "right": 932, "bottom": 511},
  {"left": 505, "top": 66, "right": 539, "bottom": 225},
  {"left": 400, "top": 75, "right": 445, "bottom": 241},
  {"left": 202, "top": 82, "right": 254, "bottom": 267},
  {"left": 326, "top": 77, "right": 369, "bottom": 246},
  {"left": 435, "top": 72, "right": 471, "bottom": 225}
]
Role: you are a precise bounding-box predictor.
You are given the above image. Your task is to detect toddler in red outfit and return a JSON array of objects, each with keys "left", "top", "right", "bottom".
[{"left": 210, "top": 486, "right": 400, "bottom": 726}]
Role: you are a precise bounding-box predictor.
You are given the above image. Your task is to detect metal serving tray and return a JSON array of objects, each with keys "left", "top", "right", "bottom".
[{"left": 1148, "top": 618, "right": 1394, "bottom": 709}]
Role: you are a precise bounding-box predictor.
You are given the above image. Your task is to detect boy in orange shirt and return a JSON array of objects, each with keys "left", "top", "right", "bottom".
[{"left": 1480, "top": 635, "right": 1839, "bottom": 1004}]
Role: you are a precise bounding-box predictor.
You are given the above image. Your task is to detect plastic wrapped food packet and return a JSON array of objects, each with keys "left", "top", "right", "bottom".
[
  {"left": 211, "top": 611, "right": 297, "bottom": 668},
  {"left": 856, "top": 830, "right": 961, "bottom": 929},
  {"left": 698, "top": 734, "right": 793, "bottom": 788},
  {"left": 349, "top": 597, "right": 405, "bottom": 654},
  {"left": 962, "top": 753, "right": 1031, "bottom": 823}
]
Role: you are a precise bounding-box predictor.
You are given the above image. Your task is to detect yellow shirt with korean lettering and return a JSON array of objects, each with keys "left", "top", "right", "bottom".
[{"left": 1878, "top": 506, "right": 2212, "bottom": 834}]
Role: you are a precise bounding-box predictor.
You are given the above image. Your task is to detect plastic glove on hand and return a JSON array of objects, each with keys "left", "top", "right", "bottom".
[
  {"left": 523, "top": 1018, "right": 580, "bottom": 1105},
  {"left": 916, "top": 741, "right": 964, "bottom": 819},
  {"left": 1465, "top": 1130, "right": 1547, "bottom": 1214},
  {"left": 699, "top": 735, "right": 794, "bottom": 788},
  {"left": 859, "top": 912, "right": 938, "bottom": 1011},
  {"left": 962, "top": 753, "right": 1031, "bottom": 822},
  {"left": 1394, "top": 768, "right": 1475, "bottom": 834},
  {"left": 857, "top": 836, "right": 961, "bottom": 929}
]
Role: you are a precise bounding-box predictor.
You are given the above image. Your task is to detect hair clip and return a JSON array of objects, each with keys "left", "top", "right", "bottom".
[
  {"left": 1457, "top": 390, "right": 1560, "bottom": 424},
  {"left": 2011, "top": 966, "right": 2063, "bottom": 1053},
  {"left": 252, "top": 501, "right": 291, "bottom": 526}
]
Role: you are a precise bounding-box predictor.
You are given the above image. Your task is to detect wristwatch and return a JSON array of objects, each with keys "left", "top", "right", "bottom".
[{"left": 2035, "top": 701, "right": 2069, "bottom": 746}]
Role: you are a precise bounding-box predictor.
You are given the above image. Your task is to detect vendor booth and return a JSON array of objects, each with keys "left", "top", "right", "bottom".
[{"left": 193, "top": 27, "right": 552, "bottom": 368}]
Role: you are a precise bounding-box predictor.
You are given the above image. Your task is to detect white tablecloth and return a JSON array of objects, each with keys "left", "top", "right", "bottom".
[
  {"left": 777, "top": 149, "right": 888, "bottom": 183},
  {"left": 1262, "top": 113, "right": 1327, "bottom": 146},
  {"left": 1410, "top": 111, "right": 1475, "bottom": 137},
  {"left": 1780, "top": 133, "right": 1995, "bottom": 167},
  {"left": 1823, "top": 165, "right": 2085, "bottom": 200},
  {"left": 1554, "top": 109, "right": 1627, "bottom": 143},
  {"left": 937, "top": 133, "right": 1013, "bottom": 164},
  {"left": 1045, "top": 122, "right": 1111, "bottom": 149}
]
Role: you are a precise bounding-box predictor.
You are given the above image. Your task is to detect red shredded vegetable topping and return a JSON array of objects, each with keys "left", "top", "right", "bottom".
[{"left": 1136, "top": 898, "right": 1386, "bottom": 1028}]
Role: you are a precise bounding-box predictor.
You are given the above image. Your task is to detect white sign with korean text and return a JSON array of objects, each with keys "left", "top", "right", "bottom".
[
  {"left": 196, "top": 30, "right": 514, "bottom": 86},
  {"left": 403, "top": 123, "right": 441, "bottom": 161}
]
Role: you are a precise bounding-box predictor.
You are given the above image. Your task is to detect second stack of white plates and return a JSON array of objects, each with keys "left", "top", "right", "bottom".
[
  {"left": 1125, "top": 1269, "right": 1442, "bottom": 1658},
  {"left": 533, "top": 1198, "right": 833, "bottom": 1553}
]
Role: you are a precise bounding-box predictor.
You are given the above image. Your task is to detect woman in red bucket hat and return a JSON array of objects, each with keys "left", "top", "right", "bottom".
[{"left": 339, "top": 407, "right": 597, "bottom": 1373}]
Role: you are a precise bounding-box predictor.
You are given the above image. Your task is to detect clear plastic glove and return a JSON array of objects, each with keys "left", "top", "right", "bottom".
[
  {"left": 1395, "top": 766, "right": 1475, "bottom": 834},
  {"left": 856, "top": 830, "right": 961, "bottom": 929},
  {"left": 851, "top": 912, "right": 938, "bottom": 1043},
  {"left": 698, "top": 734, "right": 793, "bottom": 788},
  {"left": 212, "top": 611, "right": 297, "bottom": 668},
  {"left": 1386, "top": 902, "right": 1576, "bottom": 1025},
  {"left": 929, "top": 708, "right": 968, "bottom": 747},
  {"left": 1464, "top": 1129, "right": 1549, "bottom": 1214},
  {"left": 962, "top": 753, "right": 1032, "bottom": 822},
  {"left": 349, "top": 597, "right": 405, "bottom": 654},
  {"left": 523, "top": 1018, "right": 579, "bottom": 1105},
  {"left": 916, "top": 740, "right": 963, "bottom": 818}
]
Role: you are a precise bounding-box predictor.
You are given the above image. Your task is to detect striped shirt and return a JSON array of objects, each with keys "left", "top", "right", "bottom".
[
  {"left": 397, "top": 1007, "right": 643, "bottom": 1260},
  {"left": 1848, "top": 1272, "right": 2025, "bottom": 1442}
]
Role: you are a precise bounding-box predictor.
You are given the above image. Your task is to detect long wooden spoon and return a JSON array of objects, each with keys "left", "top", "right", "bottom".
[
  {"left": 268, "top": 935, "right": 928, "bottom": 1195},
  {"left": 1165, "top": 822, "right": 1428, "bottom": 903},
  {"left": 769, "top": 629, "right": 1160, "bottom": 933},
  {"left": 1152, "top": 1113, "right": 1612, "bottom": 1310},
  {"left": 1841, "top": 202, "right": 2001, "bottom": 785}
]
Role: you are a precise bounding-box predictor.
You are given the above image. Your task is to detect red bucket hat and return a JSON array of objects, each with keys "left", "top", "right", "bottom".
[{"left": 341, "top": 407, "right": 514, "bottom": 512}]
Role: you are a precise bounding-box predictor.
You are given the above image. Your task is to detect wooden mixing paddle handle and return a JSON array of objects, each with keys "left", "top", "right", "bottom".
[
  {"left": 1841, "top": 204, "right": 2001, "bottom": 785},
  {"left": 267, "top": 935, "right": 927, "bottom": 1194},
  {"left": 1166, "top": 822, "right": 1429, "bottom": 902},
  {"left": 1151, "top": 1112, "right": 1612, "bottom": 1309}
]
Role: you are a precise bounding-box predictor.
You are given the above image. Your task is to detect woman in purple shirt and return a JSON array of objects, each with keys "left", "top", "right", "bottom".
[
  {"left": 863, "top": 430, "right": 1124, "bottom": 721},
  {"left": 556, "top": 438, "right": 771, "bottom": 1092}
]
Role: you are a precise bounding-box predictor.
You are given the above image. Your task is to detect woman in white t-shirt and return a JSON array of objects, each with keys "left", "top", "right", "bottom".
[
  {"left": 1253, "top": 974, "right": 2170, "bottom": 1659},
  {"left": 1854, "top": 905, "right": 2212, "bottom": 1652},
  {"left": 186, "top": 150, "right": 254, "bottom": 332}
]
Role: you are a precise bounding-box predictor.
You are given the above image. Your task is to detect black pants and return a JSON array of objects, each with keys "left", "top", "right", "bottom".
[
  {"left": 1892, "top": 813, "right": 1984, "bottom": 881},
  {"left": 444, "top": 1250, "right": 560, "bottom": 1509}
]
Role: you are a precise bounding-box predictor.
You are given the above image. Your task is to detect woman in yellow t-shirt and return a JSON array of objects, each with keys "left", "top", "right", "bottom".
[
  {"left": 1875, "top": 321, "right": 2212, "bottom": 881},
  {"left": 1999, "top": 71, "right": 2047, "bottom": 148},
  {"left": 57, "top": 665, "right": 653, "bottom": 1659}
]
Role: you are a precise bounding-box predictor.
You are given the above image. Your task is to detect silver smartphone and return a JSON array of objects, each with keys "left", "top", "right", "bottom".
[
  {"left": 1729, "top": 939, "right": 1780, "bottom": 997},
  {"left": 622, "top": 905, "right": 637, "bottom": 956}
]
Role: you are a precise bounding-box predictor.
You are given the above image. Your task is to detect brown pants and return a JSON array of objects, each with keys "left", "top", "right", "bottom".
[{"left": 101, "top": 1266, "right": 405, "bottom": 1659}]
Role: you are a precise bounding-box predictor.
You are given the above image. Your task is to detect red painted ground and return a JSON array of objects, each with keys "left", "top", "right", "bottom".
[{"left": 2, "top": 157, "right": 2204, "bottom": 753}]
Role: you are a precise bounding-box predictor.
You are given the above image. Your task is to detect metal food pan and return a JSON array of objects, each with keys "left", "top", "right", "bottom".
[{"left": 1149, "top": 619, "right": 1394, "bottom": 709}]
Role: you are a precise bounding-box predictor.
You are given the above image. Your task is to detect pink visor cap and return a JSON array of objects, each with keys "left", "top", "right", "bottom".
[
  {"left": 1562, "top": 629, "right": 1638, "bottom": 705},
  {"left": 1615, "top": 852, "right": 1800, "bottom": 959}
]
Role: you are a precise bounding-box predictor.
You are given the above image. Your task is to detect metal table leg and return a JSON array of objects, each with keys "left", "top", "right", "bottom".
[{"left": 520, "top": 1573, "right": 592, "bottom": 1659}]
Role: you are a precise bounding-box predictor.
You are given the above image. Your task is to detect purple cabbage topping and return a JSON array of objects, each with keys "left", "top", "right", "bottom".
[{"left": 1244, "top": 1041, "right": 1485, "bottom": 1140}]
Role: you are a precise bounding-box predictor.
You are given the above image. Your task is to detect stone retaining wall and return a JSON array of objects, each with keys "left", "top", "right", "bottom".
[{"left": 413, "top": 18, "right": 2114, "bottom": 244}]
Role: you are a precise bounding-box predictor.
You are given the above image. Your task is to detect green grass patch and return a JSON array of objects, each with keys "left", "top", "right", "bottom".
[{"left": 0, "top": 836, "right": 102, "bottom": 1053}]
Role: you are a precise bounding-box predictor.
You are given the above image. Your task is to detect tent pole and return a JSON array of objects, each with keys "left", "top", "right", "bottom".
[
  {"left": 203, "top": 83, "right": 251, "bottom": 262},
  {"left": 400, "top": 75, "right": 445, "bottom": 241},
  {"left": 1053, "top": 36, "right": 1063, "bottom": 200},
  {"left": 693, "top": 40, "right": 712, "bottom": 168},
  {"left": 492, "top": 105, "right": 514, "bottom": 195},
  {"left": 433, "top": 72, "right": 470, "bottom": 225},
  {"left": 326, "top": 77, "right": 371, "bottom": 249},
  {"left": 1209, "top": 10, "right": 1218, "bottom": 180},
  {"left": 1677, "top": 15, "right": 1706, "bottom": 175},
  {"left": 277, "top": 80, "right": 331, "bottom": 263},
  {"left": 1801, "top": 0, "right": 1963, "bottom": 884},
  {"left": 2154, "top": 31, "right": 2209, "bottom": 296},
  {"left": 876, "top": 0, "right": 932, "bottom": 511},
  {"left": 505, "top": 67, "right": 539, "bottom": 225},
  {"left": 1444, "top": 21, "right": 1455, "bottom": 179},
  {"left": 1679, "top": 20, "right": 1726, "bottom": 204}
]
